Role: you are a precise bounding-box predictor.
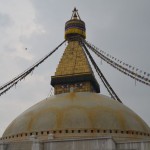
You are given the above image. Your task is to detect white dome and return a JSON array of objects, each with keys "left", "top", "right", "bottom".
[{"left": 3, "top": 92, "right": 150, "bottom": 140}]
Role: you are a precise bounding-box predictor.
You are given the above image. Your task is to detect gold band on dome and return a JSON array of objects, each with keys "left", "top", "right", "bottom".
[{"left": 65, "top": 28, "right": 86, "bottom": 39}]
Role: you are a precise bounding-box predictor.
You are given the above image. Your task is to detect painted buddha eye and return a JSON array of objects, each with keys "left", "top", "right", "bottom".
[
  {"left": 61, "top": 84, "right": 68, "bottom": 88},
  {"left": 75, "top": 83, "right": 83, "bottom": 87}
]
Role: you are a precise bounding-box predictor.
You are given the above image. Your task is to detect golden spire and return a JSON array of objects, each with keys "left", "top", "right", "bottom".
[{"left": 51, "top": 8, "right": 100, "bottom": 94}]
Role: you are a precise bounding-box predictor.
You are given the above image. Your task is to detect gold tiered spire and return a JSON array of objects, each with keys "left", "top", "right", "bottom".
[
  {"left": 51, "top": 8, "right": 100, "bottom": 94},
  {"left": 55, "top": 41, "right": 92, "bottom": 76}
]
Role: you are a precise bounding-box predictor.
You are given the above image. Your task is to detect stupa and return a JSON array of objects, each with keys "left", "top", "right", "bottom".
[{"left": 0, "top": 8, "right": 150, "bottom": 150}]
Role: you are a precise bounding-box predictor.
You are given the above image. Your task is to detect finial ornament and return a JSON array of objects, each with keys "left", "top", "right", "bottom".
[
  {"left": 65, "top": 8, "right": 86, "bottom": 40},
  {"left": 73, "top": 7, "right": 77, "bottom": 12},
  {"left": 71, "top": 7, "right": 81, "bottom": 20}
]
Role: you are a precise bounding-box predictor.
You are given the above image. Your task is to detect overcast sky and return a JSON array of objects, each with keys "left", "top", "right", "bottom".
[{"left": 0, "top": 0, "right": 150, "bottom": 137}]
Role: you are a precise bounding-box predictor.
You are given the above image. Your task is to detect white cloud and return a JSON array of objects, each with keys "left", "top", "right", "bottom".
[
  {"left": 0, "top": 0, "right": 45, "bottom": 61},
  {"left": 0, "top": 1, "right": 47, "bottom": 136}
]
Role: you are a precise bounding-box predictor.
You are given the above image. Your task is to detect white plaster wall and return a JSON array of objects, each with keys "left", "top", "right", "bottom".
[
  {"left": 117, "top": 140, "right": 150, "bottom": 150},
  {"left": 1, "top": 137, "right": 150, "bottom": 150},
  {"left": 43, "top": 137, "right": 116, "bottom": 150},
  {"left": 0, "top": 141, "right": 33, "bottom": 150}
]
